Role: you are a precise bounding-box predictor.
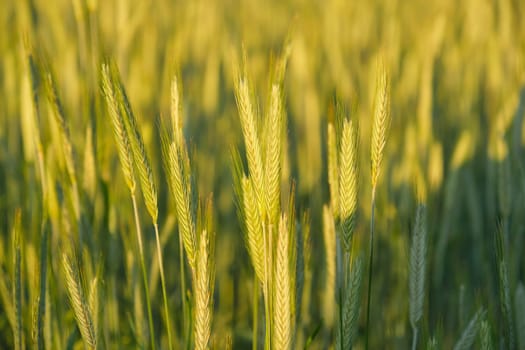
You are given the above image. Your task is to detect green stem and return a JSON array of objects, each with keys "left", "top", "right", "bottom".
[
  {"left": 131, "top": 194, "right": 156, "bottom": 350},
  {"left": 253, "top": 278, "right": 259, "bottom": 350},
  {"left": 154, "top": 223, "right": 174, "bottom": 350},
  {"left": 365, "top": 188, "right": 376, "bottom": 350},
  {"left": 179, "top": 226, "right": 188, "bottom": 348},
  {"left": 411, "top": 326, "right": 418, "bottom": 350}
]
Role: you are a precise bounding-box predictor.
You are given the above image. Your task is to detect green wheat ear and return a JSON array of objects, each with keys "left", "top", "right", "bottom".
[
  {"left": 62, "top": 253, "right": 96, "bottom": 349},
  {"left": 371, "top": 59, "right": 390, "bottom": 191},
  {"left": 409, "top": 203, "right": 428, "bottom": 350}
]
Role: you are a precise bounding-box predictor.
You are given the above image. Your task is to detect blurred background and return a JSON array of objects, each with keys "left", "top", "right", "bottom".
[{"left": 1, "top": 0, "right": 525, "bottom": 348}]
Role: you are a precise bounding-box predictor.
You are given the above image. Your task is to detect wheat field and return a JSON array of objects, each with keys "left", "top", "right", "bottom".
[{"left": 1, "top": 0, "right": 525, "bottom": 349}]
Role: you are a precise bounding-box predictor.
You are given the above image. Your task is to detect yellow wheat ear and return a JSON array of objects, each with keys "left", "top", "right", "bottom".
[{"left": 371, "top": 59, "right": 390, "bottom": 192}]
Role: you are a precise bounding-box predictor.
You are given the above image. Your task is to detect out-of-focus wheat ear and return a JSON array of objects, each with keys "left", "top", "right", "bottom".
[
  {"left": 273, "top": 214, "right": 292, "bottom": 350},
  {"left": 341, "top": 255, "right": 363, "bottom": 349},
  {"left": 12, "top": 210, "right": 23, "bottom": 350},
  {"left": 88, "top": 276, "right": 99, "bottom": 343},
  {"left": 480, "top": 319, "right": 493, "bottom": 350},
  {"left": 242, "top": 176, "right": 266, "bottom": 285},
  {"left": 62, "top": 253, "right": 96, "bottom": 349},
  {"left": 171, "top": 75, "right": 183, "bottom": 146},
  {"left": 409, "top": 204, "right": 427, "bottom": 329},
  {"left": 112, "top": 64, "right": 158, "bottom": 223},
  {"left": 370, "top": 59, "right": 391, "bottom": 192},
  {"left": 427, "top": 337, "right": 438, "bottom": 350},
  {"left": 44, "top": 70, "right": 77, "bottom": 185},
  {"left": 495, "top": 224, "right": 515, "bottom": 349},
  {"left": 515, "top": 283, "right": 525, "bottom": 350},
  {"left": 453, "top": 308, "right": 485, "bottom": 350},
  {"left": 234, "top": 75, "right": 265, "bottom": 216},
  {"left": 338, "top": 116, "right": 359, "bottom": 251},
  {"left": 82, "top": 124, "right": 97, "bottom": 202},
  {"left": 409, "top": 204, "right": 427, "bottom": 350},
  {"left": 194, "top": 229, "right": 215, "bottom": 350},
  {"left": 100, "top": 63, "right": 136, "bottom": 193},
  {"left": 167, "top": 142, "right": 197, "bottom": 270},
  {"left": 0, "top": 259, "right": 16, "bottom": 335},
  {"left": 322, "top": 205, "right": 336, "bottom": 331},
  {"left": 327, "top": 122, "right": 340, "bottom": 218},
  {"left": 33, "top": 219, "right": 49, "bottom": 350},
  {"left": 264, "top": 83, "right": 283, "bottom": 225}
]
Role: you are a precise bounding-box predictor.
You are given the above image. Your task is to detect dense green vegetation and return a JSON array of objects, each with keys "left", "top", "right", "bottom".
[{"left": 1, "top": 0, "right": 525, "bottom": 348}]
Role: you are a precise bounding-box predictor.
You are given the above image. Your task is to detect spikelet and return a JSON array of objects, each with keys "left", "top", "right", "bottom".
[
  {"left": 409, "top": 204, "right": 427, "bottom": 328},
  {"left": 264, "top": 83, "right": 282, "bottom": 225},
  {"left": 370, "top": 59, "right": 390, "bottom": 191},
  {"left": 338, "top": 116, "right": 359, "bottom": 251},
  {"left": 242, "top": 177, "right": 265, "bottom": 284},
  {"left": 194, "top": 229, "right": 215, "bottom": 350},
  {"left": 101, "top": 63, "right": 136, "bottom": 193},
  {"left": 62, "top": 253, "right": 96, "bottom": 349},
  {"left": 273, "top": 214, "right": 292, "bottom": 350}
]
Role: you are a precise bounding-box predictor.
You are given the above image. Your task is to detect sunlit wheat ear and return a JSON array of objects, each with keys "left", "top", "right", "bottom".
[
  {"left": 339, "top": 256, "right": 363, "bottom": 349},
  {"left": 101, "top": 63, "right": 136, "bottom": 193},
  {"left": 62, "top": 253, "right": 96, "bottom": 349},
  {"left": 338, "top": 116, "right": 359, "bottom": 251},
  {"left": 167, "top": 141, "right": 197, "bottom": 270},
  {"left": 194, "top": 229, "right": 215, "bottom": 350},
  {"left": 242, "top": 176, "right": 265, "bottom": 284},
  {"left": 234, "top": 76, "right": 264, "bottom": 215},
  {"left": 453, "top": 308, "right": 485, "bottom": 350},
  {"left": 409, "top": 204, "right": 427, "bottom": 328},
  {"left": 113, "top": 67, "right": 158, "bottom": 223},
  {"left": 327, "top": 122, "right": 340, "bottom": 218},
  {"left": 273, "top": 214, "right": 291, "bottom": 350},
  {"left": 264, "top": 83, "right": 283, "bottom": 225},
  {"left": 370, "top": 59, "right": 390, "bottom": 191}
]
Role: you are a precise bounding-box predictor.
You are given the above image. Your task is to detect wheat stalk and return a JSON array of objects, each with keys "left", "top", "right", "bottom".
[
  {"left": 515, "top": 283, "right": 525, "bottom": 350},
  {"left": 366, "top": 59, "right": 390, "bottom": 350},
  {"left": 12, "top": 210, "right": 23, "bottom": 350},
  {"left": 322, "top": 205, "right": 336, "bottom": 332}
]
